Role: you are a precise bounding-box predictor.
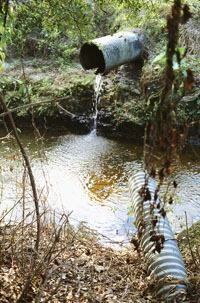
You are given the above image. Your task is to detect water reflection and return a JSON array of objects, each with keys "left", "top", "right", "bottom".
[
  {"left": 0, "top": 129, "right": 199, "bottom": 246},
  {"left": 167, "top": 150, "right": 200, "bottom": 231},
  {"left": 42, "top": 131, "right": 142, "bottom": 244}
]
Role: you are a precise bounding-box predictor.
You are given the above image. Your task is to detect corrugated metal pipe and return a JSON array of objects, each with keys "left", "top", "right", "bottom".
[
  {"left": 80, "top": 31, "right": 144, "bottom": 75},
  {"left": 128, "top": 171, "right": 188, "bottom": 302}
]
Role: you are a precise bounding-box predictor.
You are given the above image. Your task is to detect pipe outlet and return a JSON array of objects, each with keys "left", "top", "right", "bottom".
[
  {"left": 80, "top": 31, "right": 144, "bottom": 75},
  {"left": 129, "top": 171, "right": 188, "bottom": 302}
]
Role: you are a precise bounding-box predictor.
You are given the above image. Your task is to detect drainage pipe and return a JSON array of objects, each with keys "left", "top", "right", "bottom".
[
  {"left": 80, "top": 31, "right": 144, "bottom": 75},
  {"left": 128, "top": 171, "right": 188, "bottom": 302}
]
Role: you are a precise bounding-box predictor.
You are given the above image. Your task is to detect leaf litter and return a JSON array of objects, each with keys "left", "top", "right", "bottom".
[
  {"left": 0, "top": 216, "right": 153, "bottom": 303},
  {"left": 0, "top": 215, "right": 199, "bottom": 302}
]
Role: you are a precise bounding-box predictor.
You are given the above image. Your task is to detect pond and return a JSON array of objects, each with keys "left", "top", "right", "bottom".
[{"left": 0, "top": 128, "right": 200, "bottom": 247}]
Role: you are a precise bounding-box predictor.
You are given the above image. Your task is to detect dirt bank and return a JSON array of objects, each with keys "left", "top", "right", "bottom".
[{"left": 0, "top": 49, "right": 200, "bottom": 142}]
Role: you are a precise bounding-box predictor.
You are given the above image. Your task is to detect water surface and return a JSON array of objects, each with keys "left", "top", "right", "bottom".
[{"left": 0, "top": 129, "right": 199, "bottom": 246}]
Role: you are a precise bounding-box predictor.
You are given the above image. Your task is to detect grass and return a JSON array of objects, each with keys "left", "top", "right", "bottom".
[{"left": 177, "top": 221, "right": 200, "bottom": 302}]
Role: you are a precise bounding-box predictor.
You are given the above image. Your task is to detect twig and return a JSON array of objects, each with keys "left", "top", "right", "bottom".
[
  {"left": 21, "top": 56, "right": 42, "bottom": 139},
  {"left": 56, "top": 102, "right": 75, "bottom": 118},
  {"left": 0, "top": 198, "right": 22, "bottom": 223},
  {"left": 191, "top": 224, "right": 200, "bottom": 262},
  {"left": 0, "top": 93, "right": 40, "bottom": 253},
  {"left": 185, "top": 211, "right": 198, "bottom": 268},
  {"left": 42, "top": 273, "right": 63, "bottom": 303},
  {"left": 0, "top": 96, "right": 69, "bottom": 118}
]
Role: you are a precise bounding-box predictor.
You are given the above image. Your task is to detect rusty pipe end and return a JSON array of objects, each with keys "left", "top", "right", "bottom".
[{"left": 80, "top": 42, "right": 105, "bottom": 74}]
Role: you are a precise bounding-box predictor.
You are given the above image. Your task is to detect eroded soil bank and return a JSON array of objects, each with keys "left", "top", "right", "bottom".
[
  {"left": 1, "top": 53, "right": 200, "bottom": 143},
  {"left": 1, "top": 59, "right": 145, "bottom": 141}
]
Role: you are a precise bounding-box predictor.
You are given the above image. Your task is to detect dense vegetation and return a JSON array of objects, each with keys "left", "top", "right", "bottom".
[
  {"left": 0, "top": 1, "right": 200, "bottom": 302},
  {"left": 0, "top": 0, "right": 199, "bottom": 131}
]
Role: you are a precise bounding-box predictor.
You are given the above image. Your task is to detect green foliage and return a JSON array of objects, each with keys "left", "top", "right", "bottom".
[
  {"left": 149, "top": 41, "right": 200, "bottom": 123},
  {"left": 0, "top": 1, "right": 13, "bottom": 69},
  {"left": 0, "top": 66, "right": 94, "bottom": 119},
  {"left": 7, "top": 0, "right": 119, "bottom": 65},
  {"left": 0, "top": 0, "right": 199, "bottom": 129},
  {"left": 152, "top": 46, "right": 190, "bottom": 77},
  {"left": 40, "top": 0, "right": 95, "bottom": 41},
  {"left": 9, "top": 0, "right": 84, "bottom": 61},
  {"left": 184, "top": 0, "right": 200, "bottom": 22},
  {"left": 109, "top": 0, "right": 171, "bottom": 37},
  {"left": 4, "top": 0, "right": 179, "bottom": 64},
  {"left": 0, "top": 0, "right": 199, "bottom": 66}
]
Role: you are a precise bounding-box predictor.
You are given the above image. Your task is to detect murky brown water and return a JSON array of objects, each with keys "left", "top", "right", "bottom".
[{"left": 0, "top": 128, "right": 199, "bottom": 246}]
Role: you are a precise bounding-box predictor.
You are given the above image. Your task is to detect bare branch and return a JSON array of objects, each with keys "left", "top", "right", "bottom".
[
  {"left": 56, "top": 102, "right": 75, "bottom": 118},
  {"left": 0, "top": 96, "right": 70, "bottom": 118},
  {"left": 185, "top": 211, "right": 199, "bottom": 268},
  {"left": 0, "top": 93, "right": 41, "bottom": 253}
]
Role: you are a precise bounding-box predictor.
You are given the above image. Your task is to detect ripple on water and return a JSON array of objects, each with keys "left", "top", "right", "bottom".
[{"left": 0, "top": 130, "right": 199, "bottom": 246}]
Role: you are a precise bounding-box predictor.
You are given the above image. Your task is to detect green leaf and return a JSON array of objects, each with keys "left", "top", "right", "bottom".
[
  {"left": 176, "top": 46, "right": 185, "bottom": 56},
  {"left": 0, "top": 51, "right": 6, "bottom": 61},
  {"left": 152, "top": 51, "right": 166, "bottom": 64},
  {"left": 1, "top": 34, "right": 7, "bottom": 47}
]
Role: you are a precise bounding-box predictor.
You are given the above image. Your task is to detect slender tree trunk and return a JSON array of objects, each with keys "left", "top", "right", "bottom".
[{"left": 0, "top": 93, "right": 40, "bottom": 252}]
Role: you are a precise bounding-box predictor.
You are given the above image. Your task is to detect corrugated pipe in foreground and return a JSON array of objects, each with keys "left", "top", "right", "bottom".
[{"left": 128, "top": 171, "right": 188, "bottom": 302}]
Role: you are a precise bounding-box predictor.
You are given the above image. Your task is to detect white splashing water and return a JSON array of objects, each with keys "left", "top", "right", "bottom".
[{"left": 92, "top": 74, "right": 103, "bottom": 133}]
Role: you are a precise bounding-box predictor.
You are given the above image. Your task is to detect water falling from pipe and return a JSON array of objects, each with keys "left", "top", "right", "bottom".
[{"left": 92, "top": 74, "right": 103, "bottom": 133}]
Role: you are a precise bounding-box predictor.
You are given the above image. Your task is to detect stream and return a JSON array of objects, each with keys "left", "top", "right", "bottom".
[{"left": 0, "top": 127, "right": 200, "bottom": 247}]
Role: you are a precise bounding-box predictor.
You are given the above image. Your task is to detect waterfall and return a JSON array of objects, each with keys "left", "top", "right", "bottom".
[{"left": 92, "top": 74, "right": 102, "bottom": 133}]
